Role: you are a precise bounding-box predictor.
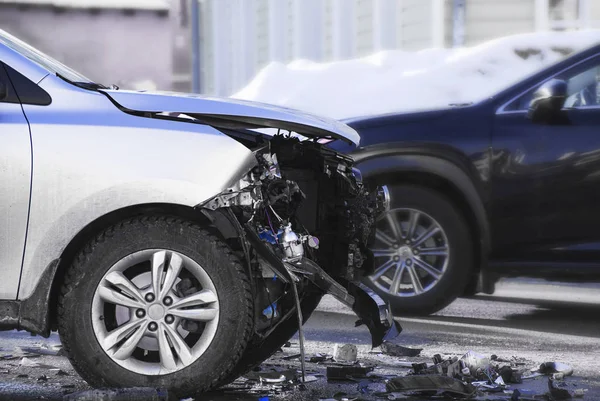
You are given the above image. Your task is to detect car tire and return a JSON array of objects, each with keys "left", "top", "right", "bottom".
[
  {"left": 365, "top": 185, "right": 473, "bottom": 316},
  {"left": 58, "top": 216, "right": 254, "bottom": 397},
  {"left": 226, "top": 288, "right": 323, "bottom": 381}
]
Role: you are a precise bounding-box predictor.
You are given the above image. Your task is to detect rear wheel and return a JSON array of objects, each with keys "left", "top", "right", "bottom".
[
  {"left": 365, "top": 185, "right": 473, "bottom": 315},
  {"left": 58, "top": 216, "right": 254, "bottom": 397}
]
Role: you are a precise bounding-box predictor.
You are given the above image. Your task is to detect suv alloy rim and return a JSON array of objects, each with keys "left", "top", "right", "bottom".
[
  {"left": 91, "top": 249, "right": 219, "bottom": 375},
  {"left": 368, "top": 208, "right": 450, "bottom": 297}
]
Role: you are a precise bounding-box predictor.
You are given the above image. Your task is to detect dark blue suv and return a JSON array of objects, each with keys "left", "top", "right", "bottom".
[{"left": 330, "top": 41, "right": 600, "bottom": 315}]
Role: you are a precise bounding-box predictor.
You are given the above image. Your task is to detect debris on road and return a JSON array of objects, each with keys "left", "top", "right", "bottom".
[
  {"left": 19, "top": 357, "right": 56, "bottom": 369},
  {"left": 548, "top": 378, "right": 573, "bottom": 400},
  {"left": 244, "top": 368, "right": 299, "bottom": 384},
  {"left": 326, "top": 365, "right": 374, "bottom": 381},
  {"left": 379, "top": 341, "right": 422, "bottom": 357},
  {"left": 17, "top": 344, "right": 63, "bottom": 357},
  {"left": 63, "top": 387, "right": 169, "bottom": 401},
  {"left": 386, "top": 374, "right": 477, "bottom": 398},
  {"left": 309, "top": 353, "right": 332, "bottom": 363},
  {"left": 333, "top": 344, "right": 358, "bottom": 362},
  {"left": 53, "top": 369, "right": 69, "bottom": 376},
  {"left": 282, "top": 353, "right": 302, "bottom": 361},
  {"left": 539, "top": 362, "right": 574, "bottom": 377}
]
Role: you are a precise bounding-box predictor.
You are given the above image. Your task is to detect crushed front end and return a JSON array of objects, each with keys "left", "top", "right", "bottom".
[{"left": 198, "top": 130, "right": 401, "bottom": 347}]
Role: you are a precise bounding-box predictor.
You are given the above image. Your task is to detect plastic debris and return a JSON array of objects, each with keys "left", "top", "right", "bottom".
[
  {"left": 386, "top": 374, "right": 477, "bottom": 397},
  {"left": 309, "top": 353, "right": 332, "bottom": 363},
  {"left": 63, "top": 387, "right": 169, "bottom": 401},
  {"left": 539, "top": 362, "right": 574, "bottom": 377},
  {"left": 282, "top": 353, "right": 302, "bottom": 361},
  {"left": 547, "top": 378, "right": 572, "bottom": 400},
  {"left": 333, "top": 344, "right": 358, "bottom": 362},
  {"left": 326, "top": 365, "right": 374, "bottom": 381},
  {"left": 244, "top": 368, "right": 298, "bottom": 384},
  {"left": 17, "top": 345, "right": 63, "bottom": 356},
  {"left": 499, "top": 365, "right": 523, "bottom": 384},
  {"left": 52, "top": 369, "right": 69, "bottom": 376},
  {"left": 380, "top": 341, "right": 422, "bottom": 357},
  {"left": 19, "top": 357, "right": 56, "bottom": 369},
  {"left": 461, "top": 350, "right": 491, "bottom": 377},
  {"left": 553, "top": 372, "right": 565, "bottom": 380}
]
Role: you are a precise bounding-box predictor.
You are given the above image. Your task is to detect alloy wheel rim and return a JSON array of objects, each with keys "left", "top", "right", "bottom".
[
  {"left": 368, "top": 208, "right": 450, "bottom": 297},
  {"left": 92, "top": 249, "right": 219, "bottom": 375}
]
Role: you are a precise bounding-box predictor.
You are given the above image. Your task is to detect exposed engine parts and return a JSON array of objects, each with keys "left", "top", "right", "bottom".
[{"left": 199, "top": 132, "right": 401, "bottom": 349}]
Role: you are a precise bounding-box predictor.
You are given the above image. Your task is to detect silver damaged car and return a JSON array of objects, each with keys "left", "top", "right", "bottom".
[{"left": 0, "top": 29, "right": 401, "bottom": 396}]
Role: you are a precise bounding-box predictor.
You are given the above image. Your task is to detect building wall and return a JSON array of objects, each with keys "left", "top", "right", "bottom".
[
  {"left": 0, "top": 4, "right": 171, "bottom": 90},
  {"left": 323, "top": 0, "right": 334, "bottom": 60},
  {"left": 398, "top": 0, "right": 434, "bottom": 50},
  {"left": 463, "top": 0, "right": 536, "bottom": 45},
  {"left": 189, "top": 0, "right": 594, "bottom": 97},
  {"left": 255, "top": 0, "right": 269, "bottom": 69},
  {"left": 355, "top": 0, "right": 374, "bottom": 56},
  {"left": 590, "top": 0, "right": 600, "bottom": 27}
]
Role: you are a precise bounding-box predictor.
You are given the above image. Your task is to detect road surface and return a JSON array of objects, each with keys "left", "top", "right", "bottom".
[{"left": 0, "top": 278, "right": 598, "bottom": 400}]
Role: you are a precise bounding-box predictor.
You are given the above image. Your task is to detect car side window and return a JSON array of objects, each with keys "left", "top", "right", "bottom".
[
  {"left": 0, "top": 63, "right": 20, "bottom": 104},
  {"left": 0, "top": 63, "right": 51, "bottom": 106},
  {"left": 563, "top": 65, "right": 600, "bottom": 108},
  {"left": 504, "top": 59, "right": 600, "bottom": 112}
]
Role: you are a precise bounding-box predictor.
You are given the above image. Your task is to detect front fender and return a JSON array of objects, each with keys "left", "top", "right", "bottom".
[{"left": 18, "top": 80, "right": 257, "bottom": 300}]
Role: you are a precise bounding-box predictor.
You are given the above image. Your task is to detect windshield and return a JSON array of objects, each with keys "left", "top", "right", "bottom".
[{"left": 0, "top": 29, "right": 93, "bottom": 83}]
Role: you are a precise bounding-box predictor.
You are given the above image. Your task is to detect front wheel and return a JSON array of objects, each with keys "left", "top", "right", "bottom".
[
  {"left": 365, "top": 185, "right": 473, "bottom": 316},
  {"left": 58, "top": 216, "right": 254, "bottom": 397}
]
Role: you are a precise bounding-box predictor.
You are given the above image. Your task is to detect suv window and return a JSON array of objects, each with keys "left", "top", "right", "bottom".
[
  {"left": 504, "top": 59, "right": 600, "bottom": 112},
  {"left": 564, "top": 66, "right": 600, "bottom": 108}
]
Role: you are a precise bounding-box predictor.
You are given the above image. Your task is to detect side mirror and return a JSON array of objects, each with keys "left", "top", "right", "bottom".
[
  {"left": 527, "top": 79, "right": 568, "bottom": 124},
  {"left": 0, "top": 81, "right": 6, "bottom": 101}
]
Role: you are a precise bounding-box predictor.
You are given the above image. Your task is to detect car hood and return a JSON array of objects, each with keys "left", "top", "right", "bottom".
[
  {"left": 341, "top": 107, "right": 457, "bottom": 130},
  {"left": 100, "top": 89, "right": 360, "bottom": 146}
]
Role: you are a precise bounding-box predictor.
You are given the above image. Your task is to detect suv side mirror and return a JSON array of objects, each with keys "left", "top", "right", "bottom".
[
  {"left": 0, "top": 81, "right": 6, "bottom": 101},
  {"left": 527, "top": 79, "right": 568, "bottom": 124}
]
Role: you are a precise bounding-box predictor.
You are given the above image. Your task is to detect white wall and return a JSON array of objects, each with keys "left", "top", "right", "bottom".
[
  {"left": 0, "top": 4, "right": 172, "bottom": 90},
  {"left": 464, "top": 0, "right": 536, "bottom": 45}
]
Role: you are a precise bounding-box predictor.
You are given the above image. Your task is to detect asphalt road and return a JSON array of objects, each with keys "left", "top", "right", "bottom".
[{"left": 0, "top": 278, "right": 599, "bottom": 400}]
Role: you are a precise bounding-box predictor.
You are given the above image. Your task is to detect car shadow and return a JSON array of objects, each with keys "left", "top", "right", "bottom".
[{"left": 424, "top": 296, "right": 600, "bottom": 338}]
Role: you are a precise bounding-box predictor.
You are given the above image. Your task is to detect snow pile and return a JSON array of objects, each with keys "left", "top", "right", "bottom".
[{"left": 232, "top": 31, "right": 600, "bottom": 120}]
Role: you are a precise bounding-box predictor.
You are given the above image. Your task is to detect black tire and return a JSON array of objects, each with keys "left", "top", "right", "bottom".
[
  {"left": 226, "top": 288, "right": 323, "bottom": 381},
  {"left": 365, "top": 185, "right": 473, "bottom": 316},
  {"left": 58, "top": 216, "right": 254, "bottom": 397}
]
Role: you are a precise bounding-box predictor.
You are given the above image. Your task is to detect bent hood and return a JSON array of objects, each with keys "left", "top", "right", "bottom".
[{"left": 100, "top": 89, "right": 360, "bottom": 146}]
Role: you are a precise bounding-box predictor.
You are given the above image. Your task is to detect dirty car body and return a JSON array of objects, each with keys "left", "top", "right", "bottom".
[{"left": 0, "top": 30, "right": 399, "bottom": 395}]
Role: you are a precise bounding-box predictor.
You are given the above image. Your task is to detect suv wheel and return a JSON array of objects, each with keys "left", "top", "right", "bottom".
[
  {"left": 58, "top": 216, "right": 253, "bottom": 397},
  {"left": 365, "top": 185, "right": 473, "bottom": 315}
]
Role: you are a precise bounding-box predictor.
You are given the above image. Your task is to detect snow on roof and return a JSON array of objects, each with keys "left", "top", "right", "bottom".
[
  {"left": 0, "top": 0, "right": 169, "bottom": 10},
  {"left": 232, "top": 30, "right": 600, "bottom": 120}
]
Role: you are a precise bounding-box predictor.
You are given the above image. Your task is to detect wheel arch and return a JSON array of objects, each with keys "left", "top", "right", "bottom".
[
  {"left": 356, "top": 153, "right": 492, "bottom": 295},
  {"left": 46, "top": 202, "right": 229, "bottom": 333}
]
